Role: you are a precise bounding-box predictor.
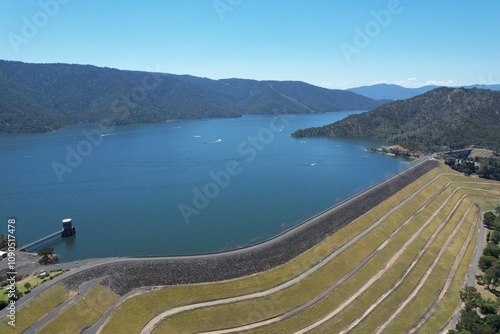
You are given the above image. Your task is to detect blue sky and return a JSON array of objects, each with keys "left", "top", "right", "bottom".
[{"left": 1, "top": 0, "right": 499, "bottom": 89}]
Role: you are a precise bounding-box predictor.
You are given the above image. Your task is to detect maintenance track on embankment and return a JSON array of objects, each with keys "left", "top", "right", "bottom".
[{"left": 3, "top": 160, "right": 500, "bottom": 333}]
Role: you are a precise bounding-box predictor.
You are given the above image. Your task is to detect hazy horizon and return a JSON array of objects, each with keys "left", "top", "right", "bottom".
[{"left": 1, "top": 1, "right": 499, "bottom": 89}]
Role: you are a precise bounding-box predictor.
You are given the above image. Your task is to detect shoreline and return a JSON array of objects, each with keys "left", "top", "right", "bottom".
[
  {"left": 60, "top": 158, "right": 437, "bottom": 293},
  {"left": 0, "top": 158, "right": 438, "bottom": 319}
]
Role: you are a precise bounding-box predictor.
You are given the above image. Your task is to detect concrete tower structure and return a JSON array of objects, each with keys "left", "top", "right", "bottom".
[{"left": 61, "top": 218, "right": 76, "bottom": 237}]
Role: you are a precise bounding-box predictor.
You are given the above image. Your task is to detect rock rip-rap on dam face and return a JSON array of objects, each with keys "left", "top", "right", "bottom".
[{"left": 61, "top": 159, "right": 439, "bottom": 295}]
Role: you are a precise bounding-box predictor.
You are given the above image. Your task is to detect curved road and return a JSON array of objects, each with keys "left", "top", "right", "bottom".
[
  {"left": 142, "top": 181, "right": 499, "bottom": 333},
  {"left": 0, "top": 158, "right": 437, "bottom": 322}
]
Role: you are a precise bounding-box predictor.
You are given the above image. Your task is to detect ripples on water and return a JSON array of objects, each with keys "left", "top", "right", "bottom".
[{"left": 0, "top": 112, "right": 412, "bottom": 261}]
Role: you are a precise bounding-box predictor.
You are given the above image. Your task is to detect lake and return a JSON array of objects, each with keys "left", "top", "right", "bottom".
[{"left": 0, "top": 111, "right": 412, "bottom": 261}]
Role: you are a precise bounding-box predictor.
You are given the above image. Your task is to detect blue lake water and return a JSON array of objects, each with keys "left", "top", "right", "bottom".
[{"left": 0, "top": 111, "right": 412, "bottom": 261}]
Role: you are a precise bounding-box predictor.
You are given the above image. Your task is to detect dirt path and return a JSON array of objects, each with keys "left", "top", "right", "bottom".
[
  {"left": 299, "top": 188, "right": 499, "bottom": 334},
  {"left": 294, "top": 189, "right": 473, "bottom": 334},
  {"left": 408, "top": 205, "right": 481, "bottom": 334},
  {"left": 339, "top": 200, "right": 476, "bottom": 334},
  {"left": 373, "top": 202, "right": 478, "bottom": 334},
  {"left": 146, "top": 174, "right": 492, "bottom": 334},
  {"left": 196, "top": 176, "right": 455, "bottom": 334},
  {"left": 141, "top": 178, "right": 500, "bottom": 334}
]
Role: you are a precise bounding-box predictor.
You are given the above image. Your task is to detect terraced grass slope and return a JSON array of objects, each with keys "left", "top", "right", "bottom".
[
  {"left": 105, "top": 164, "right": 497, "bottom": 334},
  {"left": 4, "top": 163, "right": 499, "bottom": 333}
]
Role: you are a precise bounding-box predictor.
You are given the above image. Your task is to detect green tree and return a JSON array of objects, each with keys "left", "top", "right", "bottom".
[
  {"left": 484, "top": 244, "right": 500, "bottom": 258},
  {"left": 484, "top": 212, "right": 497, "bottom": 228},
  {"left": 485, "top": 262, "right": 500, "bottom": 290},
  {"left": 479, "top": 256, "right": 498, "bottom": 272},
  {"left": 455, "top": 309, "right": 489, "bottom": 333},
  {"left": 491, "top": 231, "right": 500, "bottom": 244},
  {"left": 485, "top": 314, "right": 500, "bottom": 332},
  {"left": 459, "top": 286, "right": 482, "bottom": 311},
  {"left": 480, "top": 298, "right": 499, "bottom": 314},
  {"left": 23, "top": 282, "right": 31, "bottom": 291}
]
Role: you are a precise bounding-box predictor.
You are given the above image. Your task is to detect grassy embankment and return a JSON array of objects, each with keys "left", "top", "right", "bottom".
[
  {"left": 141, "top": 168, "right": 499, "bottom": 333},
  {"left": 0, "top": 284, "right": 68, "bottom": 333},
  {"left": 99, "top": 167, "right": 446, "bottom": 333},
  {"left": 93, "top": 165, "right": 496, "bottom": 333},
  {"left": 3, "top": 164, "right": 498, "bottom": 333},
  {"left": 37, "top": 284, "right": 119, "bottom": 334}
]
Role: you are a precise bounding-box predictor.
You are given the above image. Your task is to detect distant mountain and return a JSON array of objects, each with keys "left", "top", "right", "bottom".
[
  {"left": 0, "top": 60, "right": 384, "bottom": 133},
  {"left": 347, "top": 83, "right": 500, "bottom": 101},
  {"left": 292, "top": 87, "right": 500, "bottom": 152}
]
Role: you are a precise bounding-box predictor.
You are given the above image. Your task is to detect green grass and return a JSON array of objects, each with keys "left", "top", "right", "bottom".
[
  {"left": 37, "top": 284, "right": 119, "bottom": 334},
  {"left": 44, "top": 164, "right": 500, "bottom": 333},
  {"left": 0, "top": 284, "right": 68, "bottom": 333},
  {"left": 307, "top": 193, "right": 474, "bottom": 332},
  {"left": 102, "top": 167, "right": 446, "bottom": 334},
  {"left": 353, "top": 202, "right": 478, "bottom": 333},
  {"left": 0, "top": 270, "right": 65, "bottom": 303},
  {"left": 153, "top": 167, "right": 460, "bottom": 333},
  {"left": 156, "top": 169, "right": 499, "bottom": 333}
]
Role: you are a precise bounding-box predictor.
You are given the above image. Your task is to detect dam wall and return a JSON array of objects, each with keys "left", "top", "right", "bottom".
[{"left": 63, "top": 159, "right": 439, "bottom": 295}]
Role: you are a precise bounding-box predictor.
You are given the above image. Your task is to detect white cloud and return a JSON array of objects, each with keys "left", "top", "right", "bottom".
[
  {"left": 425, "top": 80, "right": 456, "bottom": 86},
  {"left": 392, "top": 77, "right": 420, "bottom": 87}
]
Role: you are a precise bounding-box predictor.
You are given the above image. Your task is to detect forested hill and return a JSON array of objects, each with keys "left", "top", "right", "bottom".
[
  {"left": 0, "top": 60, "right": 383, "bottom": 133},
  {"left": 292, "top": 87, "right": 500, "bottom": 152}
]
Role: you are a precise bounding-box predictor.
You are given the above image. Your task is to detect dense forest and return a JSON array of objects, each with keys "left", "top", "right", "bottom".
[
  {"left": 0, "top": 60, "right": 384, "bottom": 133},
  {"left": 293, "top": 87, "right": 500, "bottom": 152}
]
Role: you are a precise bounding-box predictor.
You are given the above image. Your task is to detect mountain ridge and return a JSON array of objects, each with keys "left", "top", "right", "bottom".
[
  {"left": 347, "top": 83, "right": 500, "bottom": 100},
  {"left": 292, "top": 87, "right": 500, "bottom": 152},
  {"left": 0, "top": 60, "right": 384, "bottom": 133}
]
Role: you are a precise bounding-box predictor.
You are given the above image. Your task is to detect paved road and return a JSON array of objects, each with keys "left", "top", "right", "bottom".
[
  {"left": 85, "top": 286, "right": 155, "bottom": 334},
  {"left": 440, "top": 209, "right": 489, "bottom": 333},
  {"left": 23, "top": 277, "right": 104, "bottom": 334},
  {"left": 468, "top": 211, "right": 487, "bottom": 286},
  {"left": 0, "top": 157, "right": 436, "bottom": 323}
]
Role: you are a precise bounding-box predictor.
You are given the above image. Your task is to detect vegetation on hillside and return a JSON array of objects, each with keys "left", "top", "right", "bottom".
[
  {"left": 292, "top": 87, "right": 500, "bottom": 152},
  {"left": 0, "top": 60, "right": 384, "bottom": 133},
  {"left": 445, "top": 157, "right": 500, "bottom": 180},
  {"left": 449, "top": 208, "right": 500, "bottom": 334}
]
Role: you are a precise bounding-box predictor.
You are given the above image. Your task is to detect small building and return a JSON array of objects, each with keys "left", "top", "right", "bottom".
[{"left": 61, "top": 218, "right": 76, "bottom": 237}]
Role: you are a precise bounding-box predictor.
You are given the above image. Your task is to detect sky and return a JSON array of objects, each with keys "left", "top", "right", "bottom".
[{"left": 0, "top": 0, "right": 499, "bottom": 89}]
